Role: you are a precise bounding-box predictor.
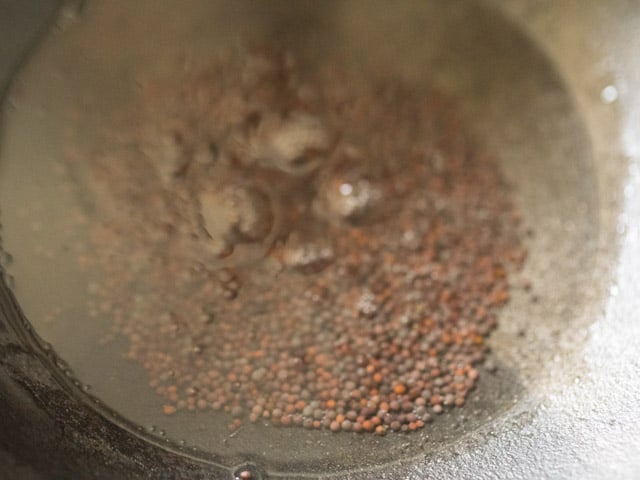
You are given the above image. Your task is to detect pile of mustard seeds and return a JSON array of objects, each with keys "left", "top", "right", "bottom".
[{"left": 67, "top": 48, "right": 525, "bottom": 434}]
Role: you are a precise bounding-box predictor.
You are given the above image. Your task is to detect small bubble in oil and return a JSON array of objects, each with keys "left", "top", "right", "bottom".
[
  {"left": 600, "top": 85, "right": 618, "bottom": 104},
  {"left": 339, "top": 183, "right": 353, "bottom": 196}
]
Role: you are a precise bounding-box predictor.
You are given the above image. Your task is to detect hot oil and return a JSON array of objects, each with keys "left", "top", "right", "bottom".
[{"left": 0, "top": 1, "right": 599, "bottom": 475}]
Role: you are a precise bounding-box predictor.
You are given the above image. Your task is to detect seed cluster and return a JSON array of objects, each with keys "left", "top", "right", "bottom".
[{"left": 68, "top": 48, "right": 525, "bottom": 435}]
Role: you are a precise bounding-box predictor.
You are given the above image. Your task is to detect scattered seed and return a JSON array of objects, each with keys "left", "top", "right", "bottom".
[{"left": 163, "top": 405, "right": 176, "bottom": 415}]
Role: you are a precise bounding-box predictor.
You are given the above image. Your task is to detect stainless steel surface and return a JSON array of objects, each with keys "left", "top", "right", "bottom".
[{"left": 425, "top": 2, "right": 640, "bottom": 478}]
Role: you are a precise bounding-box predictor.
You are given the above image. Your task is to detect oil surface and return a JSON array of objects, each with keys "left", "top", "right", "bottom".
[{"left": 60, "top": 45, "right": 524, "bottom": 438}]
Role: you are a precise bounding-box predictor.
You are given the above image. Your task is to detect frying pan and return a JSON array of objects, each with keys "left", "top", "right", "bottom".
[{"left": 0, "top": 0, "right": 639, "bottom": 478}]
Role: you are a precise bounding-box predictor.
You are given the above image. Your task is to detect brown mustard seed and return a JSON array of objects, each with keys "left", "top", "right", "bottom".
[
  {"left": 162, "top": 405, "right": 176, "bottom": 415},
  {"left": 69, "top": 47, "right": 525, "bottom": 435}
]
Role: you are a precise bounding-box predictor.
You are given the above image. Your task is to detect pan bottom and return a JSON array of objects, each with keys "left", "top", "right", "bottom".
[{"left": 0, "top": 0, "right": 600, "bottom": 476}]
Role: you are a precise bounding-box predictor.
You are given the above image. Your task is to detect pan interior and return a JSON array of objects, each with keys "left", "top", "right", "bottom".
[{"left": 0, "top": 0, "right": 599, "bottom": 475}]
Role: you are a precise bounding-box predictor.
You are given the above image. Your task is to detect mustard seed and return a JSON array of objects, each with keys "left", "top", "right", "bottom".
[{"left": 70, "top": 47, "right": 525, "bottom": 436}]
